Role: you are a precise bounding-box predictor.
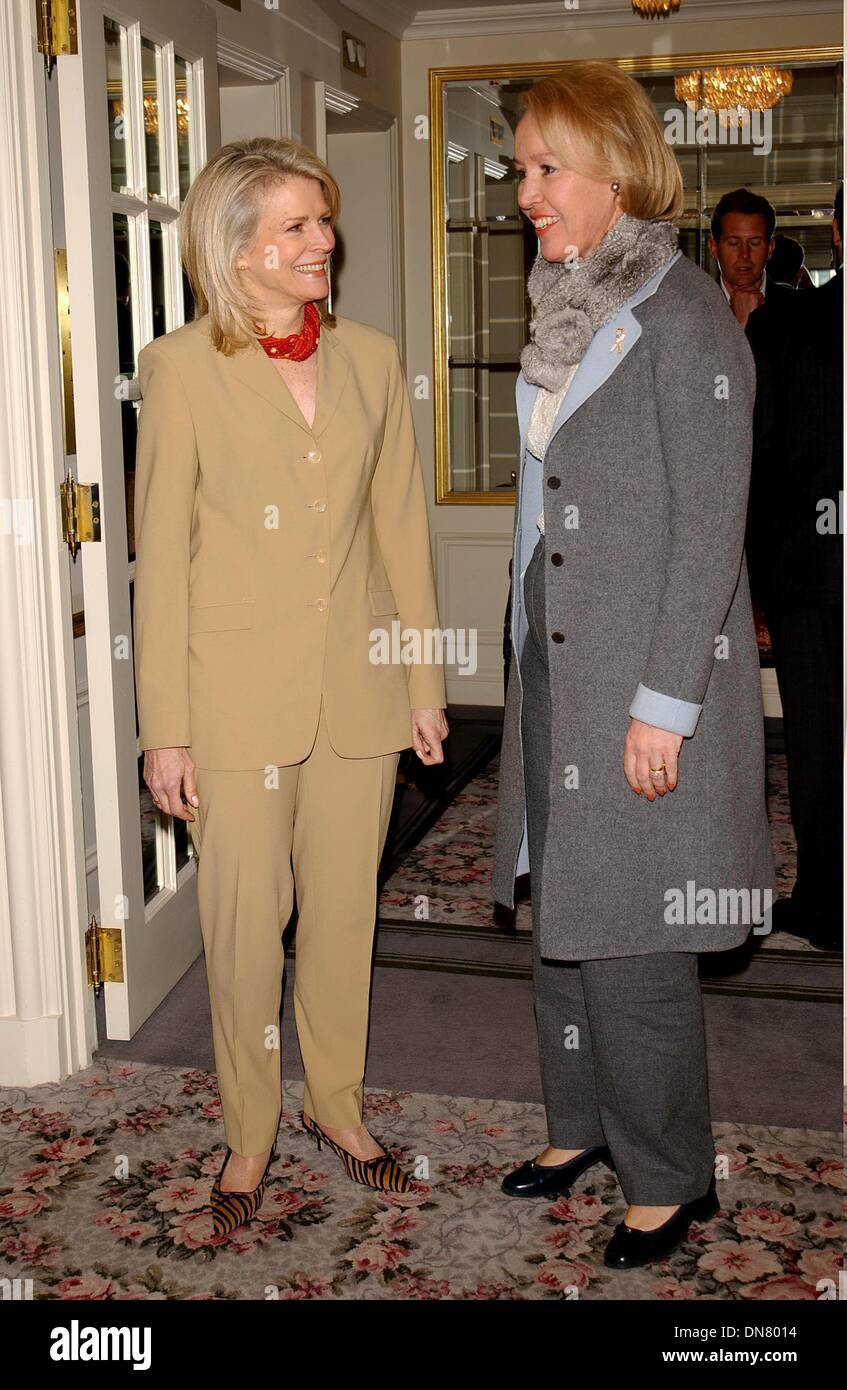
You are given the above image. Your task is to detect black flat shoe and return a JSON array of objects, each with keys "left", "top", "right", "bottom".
[
  {"left": 501, "top": 1144, "right": 611, "bottom": 1199},
  {"left": 603, "top": 1181, "right": 720, "bottom": 1269}
]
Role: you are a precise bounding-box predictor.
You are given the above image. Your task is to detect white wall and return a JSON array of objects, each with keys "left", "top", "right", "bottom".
[{"left": 326, "top": 129, "right": 400, "bottom": 337}]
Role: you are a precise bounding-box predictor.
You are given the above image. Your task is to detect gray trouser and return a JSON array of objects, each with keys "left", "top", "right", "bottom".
[{"left": 519, "top": 534, "right": 716, "bottom": 1204}]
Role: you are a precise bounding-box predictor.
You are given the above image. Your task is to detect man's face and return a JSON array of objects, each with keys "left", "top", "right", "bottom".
[{"left": 709, "top": 213, "right": 775, "bottom": 290}]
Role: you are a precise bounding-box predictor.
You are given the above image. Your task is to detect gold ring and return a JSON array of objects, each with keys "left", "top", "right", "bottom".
[{"left": 649, "top": 764, "right": 666, "bottom": 774}]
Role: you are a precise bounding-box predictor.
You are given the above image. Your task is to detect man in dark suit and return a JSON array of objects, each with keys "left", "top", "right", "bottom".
[
  {"left": 708, "top": 188, "right": 796, "bottom": 332},
  {"left": 742, "top": 186, "right": 843, "bottom": 951}
]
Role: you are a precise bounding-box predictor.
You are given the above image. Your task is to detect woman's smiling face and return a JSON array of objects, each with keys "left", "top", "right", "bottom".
[
  {"left": 514, "top": 112, "right": 620, "bottom": 262},
  {"left": 238, "top": 174, "right": 335, "bottom": 312}
]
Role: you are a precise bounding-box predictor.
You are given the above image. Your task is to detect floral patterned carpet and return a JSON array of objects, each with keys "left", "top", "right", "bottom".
[
  {"left": 380, "top": 752, "right": 808, "bottom": 952},
  {"left": 0, "top": 1061, "right": 841, "bottom": 1301}
]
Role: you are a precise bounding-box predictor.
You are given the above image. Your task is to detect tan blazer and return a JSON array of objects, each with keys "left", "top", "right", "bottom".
[{"left": 132, "top": 313, "right": 446, "bottom": 770}]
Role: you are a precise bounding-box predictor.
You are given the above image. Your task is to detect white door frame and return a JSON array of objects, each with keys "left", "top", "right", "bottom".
[
  {"left": 217, "top": 35, "right": 291, "bottom": 137},
  {"left": 316, "top": 82, "right": 405, "bottom": 354},
  {"left": 0, "top": 0, "right": 94, "bottom": 1083}
]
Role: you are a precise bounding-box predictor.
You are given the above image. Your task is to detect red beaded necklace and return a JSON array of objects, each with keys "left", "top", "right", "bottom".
[{"left": 255, "top": 300, "right": 321, "bottom": 361}]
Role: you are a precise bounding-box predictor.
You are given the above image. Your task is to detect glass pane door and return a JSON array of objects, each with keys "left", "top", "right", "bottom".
[{"left": 103, "top": 12, "right": 202, "bottom": 900}]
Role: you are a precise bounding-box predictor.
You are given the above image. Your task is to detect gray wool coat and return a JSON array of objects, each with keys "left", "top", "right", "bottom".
[{"left": 491, "top": 251, "right": 777, "bottom": 960}]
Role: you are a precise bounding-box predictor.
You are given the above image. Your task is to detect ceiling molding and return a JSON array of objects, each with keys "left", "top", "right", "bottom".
[
  {"left": 324, "top": 84, "right": 361, "bottom": 113},
  {"left": 340, "top": 0, "right": 842, "bottom": 41},
  {"left": 338, "top": 0, "right": 416, "bottom": 39},
  {"left": 217, "top": 36, "right": 288, "bottom": 80}
]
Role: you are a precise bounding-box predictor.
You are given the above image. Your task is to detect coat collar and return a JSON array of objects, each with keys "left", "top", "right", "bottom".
[
  {"left": 516, "top": 249, "right": 681, "bottom": 450},
  {"left": 220, "top": 315, "right": 350, "bottom": 438}
]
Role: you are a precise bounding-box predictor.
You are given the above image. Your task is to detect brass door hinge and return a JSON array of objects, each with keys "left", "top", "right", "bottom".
[
  {"left": 35, "top": 0, "right": 78, "bottom": 75},
  {"left": 61, "top": 470, "right": 101, "bottom": 558},
  {"left": 85, "top": 915, "right": 124, "bottom": 992}
]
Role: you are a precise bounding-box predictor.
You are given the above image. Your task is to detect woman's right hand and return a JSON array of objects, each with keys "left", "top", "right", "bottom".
[{"left": 143, "top": 747, "right": 199, "bottom": 821}]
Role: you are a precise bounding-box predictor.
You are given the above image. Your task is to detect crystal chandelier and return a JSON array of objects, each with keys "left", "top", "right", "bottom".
[
  {"left": 631, "top": 0, "right": 681, "bottom": 16},
  {"left": 674, "top": 66, "right": 794, "bottom": 113}
]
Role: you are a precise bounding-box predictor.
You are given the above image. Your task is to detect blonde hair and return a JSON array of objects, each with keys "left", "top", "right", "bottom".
[
  {"left": 519, "top": 62, "right": 684, "bottom": 221},
  {"left": 180, "top": 136, "right": 341, "bottom": 355}
]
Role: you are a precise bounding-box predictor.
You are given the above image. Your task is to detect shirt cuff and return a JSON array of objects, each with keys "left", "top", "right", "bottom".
[{"left": 628, "top": 683, "right": 702, "bottom": 737}]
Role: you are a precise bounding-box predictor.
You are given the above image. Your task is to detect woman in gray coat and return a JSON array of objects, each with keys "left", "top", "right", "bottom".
[{"left": 492, "top": 62, "right": 776, "bottom": 1269}]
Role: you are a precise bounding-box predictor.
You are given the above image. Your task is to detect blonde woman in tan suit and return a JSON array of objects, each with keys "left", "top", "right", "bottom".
[{"left": 133, "top": 137, "right": 448, "bottom": 1236}]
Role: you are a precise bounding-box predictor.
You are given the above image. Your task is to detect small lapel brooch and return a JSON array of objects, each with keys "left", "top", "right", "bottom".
[{"left": 611, "top": 326, "right": 626, "bottom": 354}]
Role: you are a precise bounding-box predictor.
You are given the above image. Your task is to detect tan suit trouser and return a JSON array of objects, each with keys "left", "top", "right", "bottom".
[{"left": 188, "top": 696, "right": 400, "bottom": 1154}]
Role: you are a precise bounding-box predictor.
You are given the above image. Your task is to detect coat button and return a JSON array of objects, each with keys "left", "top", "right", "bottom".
[
  {"left": 546, "top": 476, "right": 561, "bottom": 489},
  {"left": 315, "top": 548, "right": 328, "bottom": 564},
  {"left": 314, "top": 598, "right": 327, "bottom": 613},
  {"left": 551, "top": 552, "right": 563, "bottom": 566},
  {"left": 551, "top": 631, "right": 565, "bottom": 643},
  {"left": 305, "top": 450, "right": 321, "bottom": 462},
  {"left": 313, "top": 499, "right": 327, "bottom": 512}
]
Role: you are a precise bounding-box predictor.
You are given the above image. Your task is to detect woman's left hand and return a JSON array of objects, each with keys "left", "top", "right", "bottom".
[
  {"left": 624, "top": 718, "right": 683, "bottom": 799},
  {"left": 411, "top": 709, "right": 449, "bottom": 765}
]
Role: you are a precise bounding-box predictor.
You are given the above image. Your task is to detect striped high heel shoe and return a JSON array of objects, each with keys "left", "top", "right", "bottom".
[
  {"left": 301, "top": 1111, "right": 412, "bottom": 1193},
  {"left": 208, "top": 1144, "right": 276, "bottom": 1237}
]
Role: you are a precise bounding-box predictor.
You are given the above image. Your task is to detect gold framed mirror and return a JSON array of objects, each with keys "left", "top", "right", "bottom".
[{"left": 430, "top": 46, "right": 843, "bottom": 504}]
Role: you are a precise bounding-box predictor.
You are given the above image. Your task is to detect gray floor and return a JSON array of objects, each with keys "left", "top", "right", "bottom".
[{"left": 95, "top": 945, "right": 842, "bottom": 1133}]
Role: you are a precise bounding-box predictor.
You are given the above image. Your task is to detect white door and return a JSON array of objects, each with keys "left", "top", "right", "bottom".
[{"left": 56, "top": 0, "right": 219, "bottom": 1037}]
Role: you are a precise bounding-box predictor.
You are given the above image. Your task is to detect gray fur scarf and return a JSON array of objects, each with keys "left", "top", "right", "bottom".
[{"left": 520, "top": 213, "right": 679, "bottom": 390}]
